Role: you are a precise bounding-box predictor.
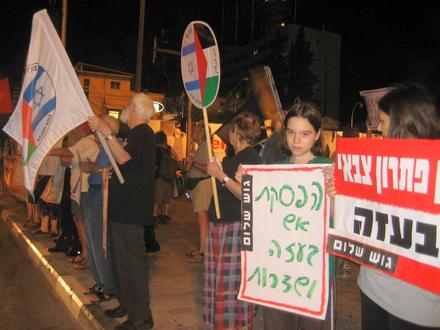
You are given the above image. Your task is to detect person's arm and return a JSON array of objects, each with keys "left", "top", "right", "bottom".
[
  {"left": 324, "top": 165, "right": 336, "bottom": 219},
  {"left": 48, "top": 147, "right": 73, "bottom": 158},
  {"left": 88, "top": 116, "right": 131, "bottom": 165},
  {"left": 207, "top": 158, "right": 242, "bottom": 199},
  {"left": 80, "top": 159, "right": 101, "bottom": 174}
]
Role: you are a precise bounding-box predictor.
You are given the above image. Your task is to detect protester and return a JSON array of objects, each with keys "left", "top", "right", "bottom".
[
  {"left": 143, "top": 130, "right": 177, "bottom": 254},
  {"left": 153, "top": 130, "right": 177, "bottom": 224},
  {"left": 185, "top": 122, "right": 212, "bottom": 263},
  {"left": 80, "top": 116, "right": 120, "bottom": 303},
  {"left": 260, "top": 100, "right": 335, "bottom": 329},
  {"left": 25, "top": 185, "right": 43, "bottom": 228},
  {"left": 50, "top": 125, "right": 100, "bottom": 270},
  {"left": 327, "top": 83, "right": 440, "bottom": 329},
  {"left": 260, "top": 119, "right": 285, "bottom": 164},
  {"left": 89, "top": 93, "right": 155, "bottom": 330},
  {"left": 31, "top": 154, "right": 60, "bottom": 235},
  {"left": 47, "top": 159, "right": 79, "bottom": 254},
  {"left": 55, "top": 130, "right": 85, "bottom": 256},
  {"left": 37, "top": 154, "right": 65, "bottom": 237},
  {"left": 205, "top": 112, "right": 262, "bottom": 329}
]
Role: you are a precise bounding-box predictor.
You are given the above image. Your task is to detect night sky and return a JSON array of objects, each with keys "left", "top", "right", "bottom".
[{"left": 1, "top": 0, "right": 439, "bottom": 124}]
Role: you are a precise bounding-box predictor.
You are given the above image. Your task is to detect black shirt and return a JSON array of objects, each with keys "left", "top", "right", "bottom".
[
  {"left": 155, "top": 144, "right": 171, "bottom": 177},
  {"left": 109, "top": 124, "right": 156, "bottom": 225},
  {"left": 208, "top": 146, "right": 262, "bottom": 223}
]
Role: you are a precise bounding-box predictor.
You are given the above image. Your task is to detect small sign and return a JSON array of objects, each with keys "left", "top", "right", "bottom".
[{"left": 181, "top": 21, "right": 220, "bottom": 109}]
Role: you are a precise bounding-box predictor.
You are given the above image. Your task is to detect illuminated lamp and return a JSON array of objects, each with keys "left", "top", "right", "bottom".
[{"left": 154, "top": 101, "right": 164, "bottom": 113}]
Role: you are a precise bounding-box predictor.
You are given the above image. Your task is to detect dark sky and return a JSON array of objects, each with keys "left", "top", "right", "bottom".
[{"left": 1, "top": 0, "right": 439, "bottom": 123}]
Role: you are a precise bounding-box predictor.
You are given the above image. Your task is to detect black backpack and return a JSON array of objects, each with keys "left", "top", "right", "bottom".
[{"left": 158, "top": 147, "right": 178, "bottom": 181}]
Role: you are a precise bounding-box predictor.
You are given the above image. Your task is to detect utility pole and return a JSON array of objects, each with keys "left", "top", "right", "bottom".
[
  {"left": 250, "top": 0, "right": 254, "bottom": 41},
  {"left": 234, "top": 0, "right": 239, "bottom": 45},
  {"left": 61, "top": 0, "right": 67, "bottom": 47},
  {"left": 321, "top": 24, "right": 327, "bottom": 116},
  {"left": 135, "top": 0, "right": 146, "bottom": 92}
]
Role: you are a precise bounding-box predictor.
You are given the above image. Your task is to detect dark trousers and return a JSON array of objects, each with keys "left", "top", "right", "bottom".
[
  {"left": 110, "top": 222, "right": 153, "bottom": 323},
  {"left": 143, "top": 225, "right": 160, "bottom": 252},
  {"left": 60, "top": 169, "right": 78, "bottom": 239},
  {"left": 360, "top": 291, "right": 439, "bottom": 330}
]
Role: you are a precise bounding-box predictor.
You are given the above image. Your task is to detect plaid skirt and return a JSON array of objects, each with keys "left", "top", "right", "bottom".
[{"left": 203, "top": 221, "right": 253, "bottom": 330}]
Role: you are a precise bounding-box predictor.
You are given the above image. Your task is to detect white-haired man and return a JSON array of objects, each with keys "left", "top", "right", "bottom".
[{"left": 89, "top": 93, "right": 156, "bottom": 330}]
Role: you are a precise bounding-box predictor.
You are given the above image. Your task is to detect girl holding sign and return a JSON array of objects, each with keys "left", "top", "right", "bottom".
[
  {"left": 261, "top": 100, "right": 335, "bottom": 330},
  {"left": 362, "top": 84, "right": 440, "bottom": 329},
  {"left": 327, "top": 83, "right": 440, "bottom": 329}
]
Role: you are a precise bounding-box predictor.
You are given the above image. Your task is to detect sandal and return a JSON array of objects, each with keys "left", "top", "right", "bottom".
[
  {"left": 185, "top": 249, "right": 202, "bottom": 257},
  {"left": 32, "top": 229, "right": 50, "bottom": 235},
  {"left": 187, "top": 253, "right": 204, "bottom": 263},
  {"left": 73, "top": 259, "right": 89, "bottom": 270},
  {"left": 68, "top": 255, "right": 85, "bottom": 264},
  {"left": 84, "top": 284, "right": 101, "bottom": 295},
  {"left": 90, "top": 290, "right": 114, "bottom": 303}
]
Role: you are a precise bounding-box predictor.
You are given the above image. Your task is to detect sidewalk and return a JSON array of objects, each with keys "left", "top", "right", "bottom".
[{"left": 0, "top": 191, "right": 361, "bottom": 329}]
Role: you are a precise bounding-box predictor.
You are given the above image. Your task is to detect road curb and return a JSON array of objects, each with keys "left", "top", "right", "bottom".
[{"left": 0, "top": 197, "right": 108, "bottom": 330}]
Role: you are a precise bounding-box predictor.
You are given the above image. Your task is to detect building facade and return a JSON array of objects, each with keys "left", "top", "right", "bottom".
[{"left": 221, "top": 24, "right": 341, "bottom": 119}]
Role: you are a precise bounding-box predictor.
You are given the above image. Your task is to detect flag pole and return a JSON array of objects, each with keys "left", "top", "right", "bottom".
[
  {"left": 202, "top": 107, "right": 221, "bottom": 219},
  {"left": 95, "top": 131, "right": 124, "bottom": 184},
  {"left": 57, "top": 3, "right": 124, "bottom": 185},
  {"left": 61, "top": 0, "right": 68, "bottom": 47}
]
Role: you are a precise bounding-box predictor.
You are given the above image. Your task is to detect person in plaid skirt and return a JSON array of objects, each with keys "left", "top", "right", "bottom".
[{"left": 205, "top": 112, "right": 262, "bottom": 329}]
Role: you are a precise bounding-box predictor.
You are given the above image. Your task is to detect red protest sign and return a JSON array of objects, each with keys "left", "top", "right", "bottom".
[{"left": 327, "top": 138, "right": 440, "bottom": 294}]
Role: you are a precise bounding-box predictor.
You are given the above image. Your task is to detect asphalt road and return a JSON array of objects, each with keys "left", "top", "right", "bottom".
[{"left": 0, "top": 220, "right": 79, "bottom": 330}]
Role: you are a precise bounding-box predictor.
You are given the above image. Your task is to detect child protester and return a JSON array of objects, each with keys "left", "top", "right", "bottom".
[{"left": 262, "top": 100, "right": 335, "bottom": 330}]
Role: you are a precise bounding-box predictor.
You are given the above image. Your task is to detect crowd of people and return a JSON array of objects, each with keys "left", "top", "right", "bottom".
[{"left": 14, "top": 84, "right": 440, "bottom": 330}]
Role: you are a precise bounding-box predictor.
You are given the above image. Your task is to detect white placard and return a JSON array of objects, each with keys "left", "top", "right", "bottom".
[{"left": 239, "top": 164, "right": 330, "bottom": 320}]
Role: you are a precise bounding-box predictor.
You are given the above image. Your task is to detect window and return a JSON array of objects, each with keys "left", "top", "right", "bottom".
[
  {"left": 108, "top": 109, "right": 121, "bottom": 119},
  {"left": 83, "top": 78, "right": 90, "bottom": 97},
  {"left": 110, "top": 81, "right": 121, "bottom": 89}
]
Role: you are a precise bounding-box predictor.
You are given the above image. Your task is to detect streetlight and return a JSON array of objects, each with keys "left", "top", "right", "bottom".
[{"left": 350, "top": 101, "right": 364, "bottom": 129}]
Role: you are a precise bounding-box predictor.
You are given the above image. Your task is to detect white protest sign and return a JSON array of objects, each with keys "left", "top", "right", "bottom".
[{"left": 238, "top": 164, "right": 330, "bottom": 320}]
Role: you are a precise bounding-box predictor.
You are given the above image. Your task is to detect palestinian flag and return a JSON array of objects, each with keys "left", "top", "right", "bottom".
[{"left": 181, "top": 22, "right": 220, "bottom": 109}]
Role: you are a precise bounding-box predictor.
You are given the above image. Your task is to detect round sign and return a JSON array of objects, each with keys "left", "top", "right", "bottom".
[{"left": 181, "top": 21, "right": 220, "bottom": 109}]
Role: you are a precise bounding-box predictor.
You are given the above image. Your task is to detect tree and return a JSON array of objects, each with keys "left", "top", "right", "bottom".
[
  {"left": 285, "top": 26, "right": 318, "bottom": 106},
  {"left": 267, "top": 32, "right": 289, "bottom": 107}
]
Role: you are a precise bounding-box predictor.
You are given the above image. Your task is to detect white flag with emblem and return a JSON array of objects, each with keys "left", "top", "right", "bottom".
[{"left": 3, "top": 9, "right": 93, "bottom": 193}]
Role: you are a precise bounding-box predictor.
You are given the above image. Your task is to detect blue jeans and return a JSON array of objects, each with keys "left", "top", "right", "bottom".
[{"left": 84, "top": 186, "right": 114, "bottom": 293}]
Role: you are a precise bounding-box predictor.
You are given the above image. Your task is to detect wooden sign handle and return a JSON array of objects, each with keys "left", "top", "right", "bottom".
[{"left": 202, "top": 107, "right": 221, "bottom": 219}]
